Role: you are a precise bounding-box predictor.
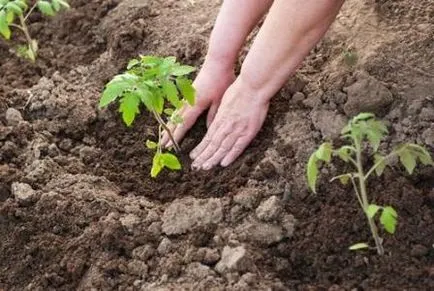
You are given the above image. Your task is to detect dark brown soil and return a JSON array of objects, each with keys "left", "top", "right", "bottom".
[{"left": 1, "top": 0, "right": 433, "bottom": 290}]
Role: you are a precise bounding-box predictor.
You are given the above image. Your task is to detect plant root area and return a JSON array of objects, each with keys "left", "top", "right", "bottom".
[{"left": 1, "top": 0, "right": 433, "bottom": 290}]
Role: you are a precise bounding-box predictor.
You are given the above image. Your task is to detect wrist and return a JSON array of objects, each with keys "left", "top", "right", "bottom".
[{"left": 202, "top": 52, "right": 236, "bottom": 73}]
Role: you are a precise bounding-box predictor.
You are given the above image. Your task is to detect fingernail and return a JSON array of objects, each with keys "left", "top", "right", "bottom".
[
  {"left": 220, "top": 160, "right": 228, "bottom": 167},
  {"left": 202, "top": 163, "right": 211, "bottom": 171},
  {"left": 190, "top": 151, "right": 197, "bottom": 159}
]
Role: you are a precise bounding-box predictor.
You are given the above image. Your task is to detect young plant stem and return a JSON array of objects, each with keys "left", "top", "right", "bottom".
[
  {"left": 18, "top": 14, "right": 37, "bottom": 60},
  {"left": 355, "top": 143, "right": 385, "bottom": 255},
  {"left": 152, "top": 111, "right": 181, "bottom": 153}
]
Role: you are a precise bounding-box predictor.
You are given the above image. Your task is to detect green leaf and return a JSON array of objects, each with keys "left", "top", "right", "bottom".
[
  {"left": 141, "top": 55, "right": 161, "bottom": 66},
  {"left": 151, "top": 153, "right": 163, "bottom": 178},
  {"left": 170, "top": 114, "right": 183, "bottom": 124},
  {"left": 162, "top": 80, "right": 181, "bottom": 108},
  {"left": 171, "top": 65, "right": 196, "bottom": 76},
  {"left": 366, "top": 204, "right": 381, "bottom": 218},
  {"left": 100, "top": 73, "right": 138, "bottom": 107},
  {"left": 307, "top": 154, "right": 319, "bottom": 193},
  {"left": 349, "top": 242, "right": 369, "bottom": 251},
  {"left": 338, "top": 174, "right": 350, "bottom": 185},
  {"left": 380, "top": 206, "right": 398, "bottom": 234},
  {"left": 353, "top": 112, "right": 375, "bottom": 122},
  {"left": 6, "top": 10, "right": 15, "bottom": 24},
  {"left": 37, "top": 1, "right": 55, "bottom": 16},
  {"left": 315, "top": 142, "right": 332, "bottom": 163},
  {"left": 160, "top": 153, "right": 181, "bottom": 170},
  {"left": 57, "top": 0, "right": 70, "bottom": 9},
  {"left": 407, "top": 144, "right": 433, "bottom": 166},
  {"left": 0, "top": 10, "right": 11, "bottom": 40},
  {"left": 150, "top": 89, "right": 164, "bottom": 114},
  {"left": 119, "top": 92, "right": 140, "bottom": 126},
  {"left": 136, "top": 84, "right": 153, "bottom": 111},
  {"left": 176, "top": 77, "right": 195, "bottom": 106},
  {"left": 6, "top": 2, "right": 23, "bottom": 15},
  {"left": 374, "top": 154, "right": 387, "bottom": 176},
  {"left": 164, "top": 108, "right": 174, "bottom": 115},
  {"left": 51, "top": 0, "right": 61, "bottom": 12},
  {"left": 398, "top": 147, "right": 416, "bottom": 175},
  {"left": 146, "top": 140, "right": 158, "bottom": 150},
  {"left": 336, "top": 146, "right": 354, "bottom": 162},
  {"left": 127, "top": 58, "right": 140, "bottom": 69},
  {"left": 365, "top": 119, "right": 388, "bottom": 151},
  {"left": 15, "top": 0, "right": 28, "bottom": 10}
]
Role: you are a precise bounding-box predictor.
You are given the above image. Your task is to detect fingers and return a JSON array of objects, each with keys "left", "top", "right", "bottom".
[
  {"left": 190, "top": 120, "right": 225, "bottom": 162},
  {"left": 220, "top": 135, "right": 253, "bottom": 167},
  {"left": 192, "top": 127, "right": 240, "bottom": 170},
  {"left": 206, "top": 101, "right": 220, "bottom": 128},
  {"left": 161, "top": 104, "right": 204, "bottom": 148}
]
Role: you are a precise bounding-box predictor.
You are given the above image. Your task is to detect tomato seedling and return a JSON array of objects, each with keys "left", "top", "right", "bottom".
[
  {"left": 100, "top": 55, "right": 196, "bottom": 178},
  {"left": 307, "top": 113, "right": 433, "bottom": 255},
  {"left": 0, "top": 0, "right": 69, "bottom": 61}
]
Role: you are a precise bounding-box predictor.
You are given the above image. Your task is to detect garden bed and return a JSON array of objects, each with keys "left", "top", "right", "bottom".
[{"left": 1, "top": 0, "right": 433, "bottom": 290}]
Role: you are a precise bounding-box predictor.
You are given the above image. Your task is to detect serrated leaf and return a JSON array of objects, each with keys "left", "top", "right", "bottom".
[
  {"left": 337, "top": 146, "right": 353, "bottom": 162},
  {"left": 380, "top": 206, "right": 398, "bottom": 234},
  {"left": 374, "top": 154, "right": 386, "bottom": 176},
  {"left": 160, "top": 153, "right": 181, "bottom": 170},
  {"left": 176, "top": 77, "right": 195, "bottom": 106},
  {"left": 407, "top": 144, "right": 434, "bottom": 166},
  {"left": 171, "top": 65, "right": 196, "bottom": 76},
  {"left": 146, "top": 140, "right": 158, "bottom": 150},
  {"left": 136, "top": 84, "right": 153, "bottom": 111},
  {"left": 0, "top": 10, "right": 11, "bottom": 40},
  {"left": 349, "top": 242, "right": 369, "bottom": 250},
  {"left": 100, "top": 74, "right": 138, "bottom": 108},
  {"left": 6, "top": 2, "right": 23, "bottom": 15},
  {"left": 119, "top": 92, "right": 140, "bottom": 126},
  {"left": 365, "top": 119, "right": 388, "bottom": 151},
  {"left": 37, "top": 1, "right": 55, "bottom": 16},
  {"left": 150, "top": 89, "right": 164, "bottom": 114},
  {"left": 0, "top": 0, "right": 8, "bottom": 6},
  {"left": 398, "top": 148, "right": 416, "bottom": 174},
  {"left": 162, "top": 80, "right": 181, "bottom": 108},
  {"left": 151, "top": 153, "right": 163, "bottom": 178},
  {"left": 307, "top": 154, "right": 319, "bottom": 193},
  {"left": 315, "top": 142, "right": 332, "bottom": 163},
  {"left": 366, "top": 204, "right": 381, "bottom": 218}
]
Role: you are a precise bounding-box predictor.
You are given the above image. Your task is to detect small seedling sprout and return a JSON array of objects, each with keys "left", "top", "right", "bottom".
[
  {"left": 0, "top": 0, "right": 70, "bottom": 61},
  {"left": 99, "top": 55, "right": 196, "bottom": 178},
  {"left": 307, "top": 113, "right": 433, "bottom": 255}
]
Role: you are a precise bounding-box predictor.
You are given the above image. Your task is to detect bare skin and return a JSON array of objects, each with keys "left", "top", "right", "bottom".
[{"left": 163, "top": 0, "right": 345, "bottom": 170}]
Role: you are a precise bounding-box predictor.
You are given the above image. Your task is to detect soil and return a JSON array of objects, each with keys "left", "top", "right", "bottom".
[{"left": 1, "top": 0, "right": 433, "bottom": 290}]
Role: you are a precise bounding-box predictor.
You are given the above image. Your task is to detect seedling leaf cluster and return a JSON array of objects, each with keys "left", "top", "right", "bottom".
[
  {"left": 307, "top": 113, "right": 433, "bottom": 255},
  {"left": 0, "top": 0, "right": 69, "bottom": 61},
  {"left": 100, "top": 56, "right": 196, "bottom": 177}
]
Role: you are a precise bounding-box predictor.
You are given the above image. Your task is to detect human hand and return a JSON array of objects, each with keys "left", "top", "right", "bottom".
[
  {"left": 190, "top": 77, "right": 270, "bottom": 170},
  {"left": 161, "top": 60, "right": 235, "bottom": 147}
]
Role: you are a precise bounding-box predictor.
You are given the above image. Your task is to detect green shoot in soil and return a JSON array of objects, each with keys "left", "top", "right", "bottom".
[
  {"left": 0, "top": 0, "right": 69, "bottom": 61},
  {"left": 307, "top": 112, "right": 433, "bottom": 255},
  {"left": 99, "top": 55, "right": 196, "bottom": 178}
]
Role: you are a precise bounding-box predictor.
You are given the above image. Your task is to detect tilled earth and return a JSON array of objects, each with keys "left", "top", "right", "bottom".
[{"left": 0, "top": 0, "right": 433, "bottom": 290}]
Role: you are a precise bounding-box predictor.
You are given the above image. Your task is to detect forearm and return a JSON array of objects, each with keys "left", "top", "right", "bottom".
[
  {"left": 239, "top": 0, "right": 345, "bottom": 100},
  {"left": 204, "top": 0, "right": 274, "bottom": 70}
]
